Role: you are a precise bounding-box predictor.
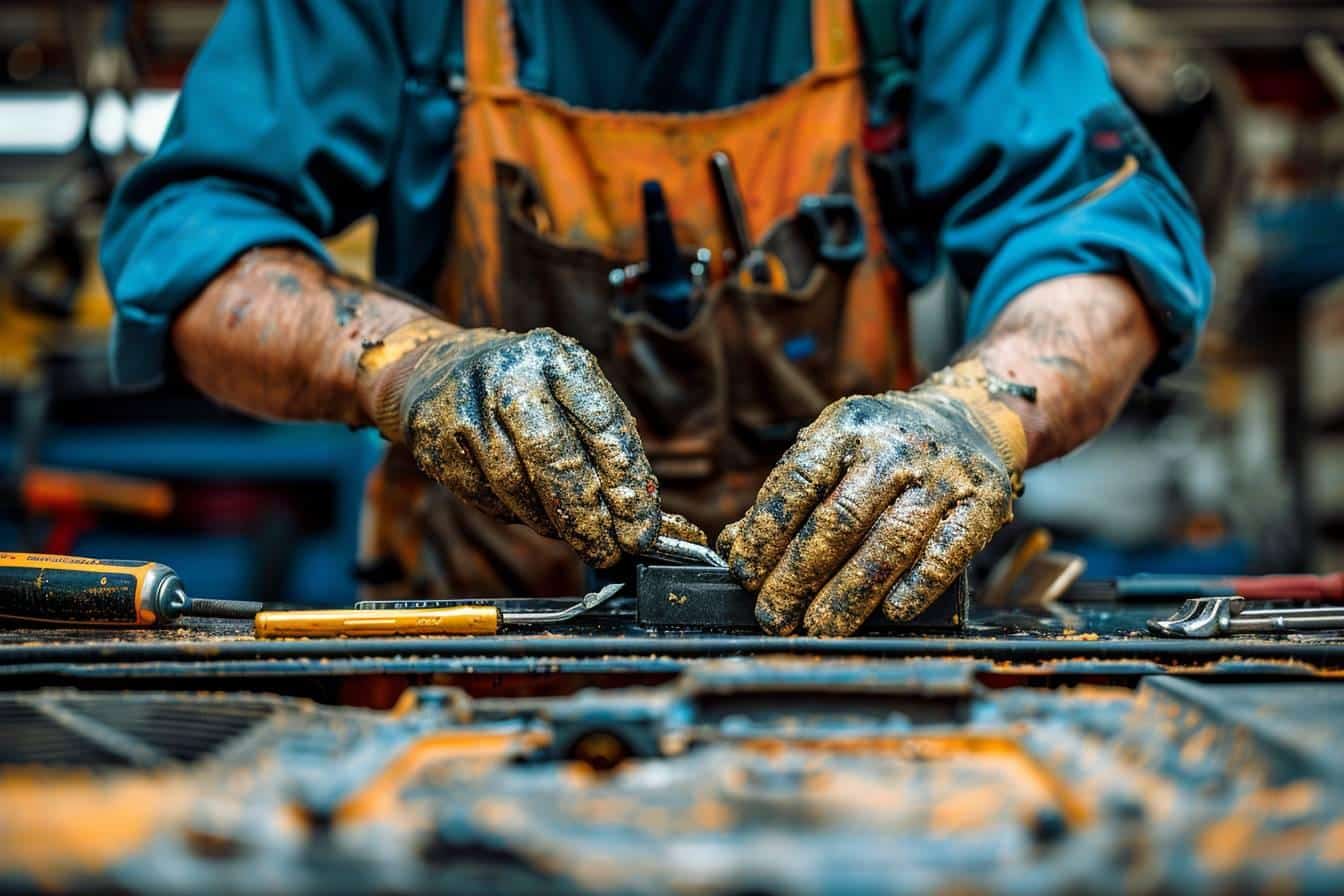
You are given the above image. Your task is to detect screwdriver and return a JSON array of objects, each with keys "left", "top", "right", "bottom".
[
  {"left": 254, "top": 583, "right": 623, "bottom": 638},
  {"left": 0, "top": 552, "right": 261, "bottom": 626}
]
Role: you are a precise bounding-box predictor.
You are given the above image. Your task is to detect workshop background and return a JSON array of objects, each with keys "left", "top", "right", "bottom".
[{"left": 0, "top": 0, "right": 1341, "bottom": 607}]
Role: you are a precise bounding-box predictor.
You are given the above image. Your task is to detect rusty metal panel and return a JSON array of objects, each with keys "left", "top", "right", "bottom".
[{"left": 1, "top": 665, "right": 1344, "bottom": 892}]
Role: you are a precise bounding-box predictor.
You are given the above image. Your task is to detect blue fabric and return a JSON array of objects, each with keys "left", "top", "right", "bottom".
[{"left": 101, "top": 0, "right": 1211, "bottom": 388}]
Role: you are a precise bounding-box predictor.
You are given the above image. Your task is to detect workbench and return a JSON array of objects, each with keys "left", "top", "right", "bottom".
[{"left": 3, "top": 603, "right": 1344, "bottom": 893}]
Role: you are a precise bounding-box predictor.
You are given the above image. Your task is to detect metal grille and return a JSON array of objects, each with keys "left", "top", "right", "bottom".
[{"left": 0, "top": 691, "right": 283, "bottom": 768}]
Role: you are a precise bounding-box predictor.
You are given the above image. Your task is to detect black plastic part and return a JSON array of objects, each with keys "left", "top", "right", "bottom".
[
  {"left": 635, "top": 564, "right": 968, "bottom": 631},
  {"left": 0, "top": 566, "right": 140, "bottom": 624},
  {"left": 640, "top": 180, "right": 694, "bottom": 328}
]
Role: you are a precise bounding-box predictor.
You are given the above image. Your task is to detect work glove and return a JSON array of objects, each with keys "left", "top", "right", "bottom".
[
  {"left": 718, "top": 360, "right": 1029, "bottom": 636},
  {"left": 359, "top": 319, "right": 703, "bottom": 568}
]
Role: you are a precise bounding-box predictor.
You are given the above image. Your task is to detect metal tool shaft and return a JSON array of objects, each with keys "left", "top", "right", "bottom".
[
  {"left": 649, "top": 536, "right": 728, "bottom": 569},
  {"left": 1149, "top": 596, "right": 1344, "bottom": 638},
  {"left": 498, "top": 583, "right": 623, "bottom": 624}
]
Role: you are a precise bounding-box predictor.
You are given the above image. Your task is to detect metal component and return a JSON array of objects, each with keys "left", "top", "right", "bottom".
[
  {"left": 353, "top": 583, "right": 624, "bottom": 625},
  {"left": 709, "top": 150, "right": 753, "bottom": 263},
  {"left": 607, "top": 261, "right": 647, "bottom": 289},
  {"left": 499, "top": 583, "right": 623, "bottom": 625},
  {"left": 690, "top": 247, "right": 711, "bottom": 290},
  {"left": 637, "top": 564, "right": 968, "bottom": 631},
  {"left": 1148, "top": 595, "right": 1344, "bottom": 638},
  {"left": 184, "top": 596, "right": 263, "bottom": 620},
  {"left": 647, "top": 535, "right": 728, "bottom": 568},
  {"left": 796, "top": 193, "right": 866, "bottom": 265},
  {"left": 148, "top": 574, "right": 261, "bottom": 623},
  {"left": 15, "top": 675, "right": 1344, "bottom": 892}
]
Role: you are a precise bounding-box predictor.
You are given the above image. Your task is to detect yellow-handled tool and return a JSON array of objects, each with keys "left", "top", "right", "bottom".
[
  {"left": 254, "top": 583, "right": 623, "bottom": 639},
  {"left": 0, "top": 552, "right": 261, "bottom": 626}
]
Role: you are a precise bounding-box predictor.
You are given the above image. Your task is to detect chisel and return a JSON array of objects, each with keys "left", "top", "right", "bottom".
[{"left": 254, "top": 583, "right": 623, "bottom": 638}]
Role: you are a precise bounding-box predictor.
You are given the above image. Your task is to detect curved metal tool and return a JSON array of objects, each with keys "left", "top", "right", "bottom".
[
  {"left": 1148, "top": 596, "right": 1344, "bottom": 638},
  {"left": 500, "top": 583, "right": 624, "bottom": 625},
  {"left": 648, "top": 536, "right": 728, "bottom": 569},
  {"left": 351, "top": 582, "right": 624, "bottom": 625}
]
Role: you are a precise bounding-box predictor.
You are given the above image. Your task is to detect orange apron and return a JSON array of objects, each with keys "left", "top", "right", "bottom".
[{"left": 359, "top": 0, "right": 915, "bottom": 600}]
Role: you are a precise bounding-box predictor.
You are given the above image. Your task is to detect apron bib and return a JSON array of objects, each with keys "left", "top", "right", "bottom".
[{"left": 360, "top": 0, "right": 915, "bottom": 599}]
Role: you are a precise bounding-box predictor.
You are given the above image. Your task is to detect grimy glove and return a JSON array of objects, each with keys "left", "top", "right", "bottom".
[
  {"left": 358, "top": 319, "right": 703, "bottom": 568},
  {"left": 718, "top": 360, "right": 1029, "bottom": 637}
]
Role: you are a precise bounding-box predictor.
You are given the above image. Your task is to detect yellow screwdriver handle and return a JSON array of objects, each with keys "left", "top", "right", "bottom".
[{"left": 253, "top": 606, "right": 501, "bottom": 639}]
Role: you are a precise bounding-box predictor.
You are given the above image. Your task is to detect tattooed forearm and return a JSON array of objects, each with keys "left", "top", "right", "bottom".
[
  {"left": 171, "top": 247, "right": 451, "bottom": 425},
  {"left": 955, "top": 273, "right": 1159, "bottom": 466}
]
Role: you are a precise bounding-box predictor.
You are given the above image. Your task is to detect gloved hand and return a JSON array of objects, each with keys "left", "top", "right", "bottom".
[
  {"left": 718, "top": 360, "right": 1029, "bottom": 636},
  {"left": 359, "top": 319, "right": 700, "bottom": 568}
]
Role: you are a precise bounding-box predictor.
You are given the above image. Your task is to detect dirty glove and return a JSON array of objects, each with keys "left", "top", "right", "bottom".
[
  {"left": 359, "top": 319, "right": 698, "bottom": 568},
  {"left": 718, "top": 360, "right": 1029, "bottom": 636}
]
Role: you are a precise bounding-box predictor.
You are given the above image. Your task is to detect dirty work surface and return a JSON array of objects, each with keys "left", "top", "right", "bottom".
[
  {"left": 2, "top": 601, "right": 1344, "bottom": 676},
  {"left": 3, "top": 669, "right": 1344, "bottom": 893}
]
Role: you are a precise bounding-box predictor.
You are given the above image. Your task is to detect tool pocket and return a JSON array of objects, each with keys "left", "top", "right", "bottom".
[
  {"left": 724, "top": 207, "right": 861, "bottom": 453},
  {"left": 492, "top": 160, "right": 729, "bottom": 483},
  {"left": 494, "top": 161, "right": 615, "bottom": 355},
  {"left": 606, "top": 292, "right": 729, "bottom": 482}
]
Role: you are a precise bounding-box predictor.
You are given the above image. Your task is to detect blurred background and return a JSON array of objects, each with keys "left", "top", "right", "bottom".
[{"left": 0, "top": 0, "right": 1341, "bottom": 605}]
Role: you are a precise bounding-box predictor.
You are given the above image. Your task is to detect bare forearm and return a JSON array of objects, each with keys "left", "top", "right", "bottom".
[
  {"left": 170, "top": 248, "right": 450, "bottom": 426},
  {"left": 959, "top": 273, "right": 1160, "bottom": 466}
]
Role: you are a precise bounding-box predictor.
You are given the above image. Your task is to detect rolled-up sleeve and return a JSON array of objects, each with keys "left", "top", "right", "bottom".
[
  {"left": 100, "top": 0, "right": 405, "bottom": 388},
  {"left": 900, "top": 0, "right": 1212, "bottom": 376}
]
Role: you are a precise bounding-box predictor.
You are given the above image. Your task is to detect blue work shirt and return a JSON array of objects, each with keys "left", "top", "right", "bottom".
[{"left": 101, "top": 0, "right": 1212, "bottom": 389}]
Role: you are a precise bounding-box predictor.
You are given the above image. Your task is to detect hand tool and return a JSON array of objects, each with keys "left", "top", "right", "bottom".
[
  {"left": 608, "top": 261, "right": 648, "bottom": 290},
  {"left": 708, "top": 150, "right": 779, "bottom": 287},
  {"left": 0, "top": 552, "right": 261, "bottom": 626},
  {"left": 646, "top": 535, "right": 727, "bottom": 568},
  {"left": 1065, "top": 572, "right": 1344, "bottom": 603},
  {"left": 257, "top": 583, "right": 622, "bottom": 639},
  {"left": 708, "top": 151, "right": 752, "bottom": 267},
  {"left": 795, "top": 194, "right": 866, "bottom": 266},
  {"left": 1148, "top": 596, "right": 1344, "bottom": 638},
  {"left": 690, "top": 247, "right": 711, "bottom": 291},
  {"left": 640, "top": 180, "right": 697, "bottom": 328},
  {"left": 1117, "top": 572, "right": 1344, "bottom": 602}
]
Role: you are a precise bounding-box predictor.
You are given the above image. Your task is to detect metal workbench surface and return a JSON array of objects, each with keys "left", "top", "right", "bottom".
[{"left": 2, "top": 602, "right": 1343, "bottom": 680}]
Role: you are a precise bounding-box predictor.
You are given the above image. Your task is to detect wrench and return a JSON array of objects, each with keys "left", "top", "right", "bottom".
[{"left": 1147, "top": 595, "right": 1344, "bottom": 638}]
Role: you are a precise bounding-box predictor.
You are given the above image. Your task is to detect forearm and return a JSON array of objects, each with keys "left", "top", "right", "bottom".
[
  {"left": 959, "top": 273, "right": 1160, "bottom": 466},
  {"left": 170, "top": 247, "right": 452, "bottom": 426}
]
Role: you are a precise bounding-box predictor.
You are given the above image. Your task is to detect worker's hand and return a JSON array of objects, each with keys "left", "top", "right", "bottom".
[
  {"left": 360, "top": 320, "right": 687, "bottom": 568},
  {"left": 718, "top": 361, "right": 1028, "bottom": 636}
]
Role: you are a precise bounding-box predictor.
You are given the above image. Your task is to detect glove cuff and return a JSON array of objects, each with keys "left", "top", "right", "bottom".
[
  {"left": 356, "top": 318, "right": 458, "bottom": 441},
  {"left": 920, "top": 360, "right": 1030, "bottom": 493}
]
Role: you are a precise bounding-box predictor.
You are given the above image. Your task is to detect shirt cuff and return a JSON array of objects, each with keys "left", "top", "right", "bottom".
[
  {"left": 963, "top": 171, "right": 1213, "bottom": 380},
  {"left": 102, "top": 179, "right": 332, "bottom": 390}
]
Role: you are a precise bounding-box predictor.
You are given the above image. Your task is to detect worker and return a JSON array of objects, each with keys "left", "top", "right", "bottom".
[{"left": 101, "top": 1, "right": 1211, "bottom": 636}]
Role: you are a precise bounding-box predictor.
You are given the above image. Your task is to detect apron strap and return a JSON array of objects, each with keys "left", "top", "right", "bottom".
[
  {"left": 812, "top": 0, "right": 863, "bottom": 74},
  {"left": 464, "top": 0, "right": 518, "bottom": 90}
]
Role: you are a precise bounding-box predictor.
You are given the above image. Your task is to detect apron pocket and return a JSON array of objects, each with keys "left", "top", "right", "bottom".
[
  {"left": 493, "top": 160, "right": 730, "bottom": 483},
  {"left": 494, "top": 161, "right": 615, "bottom": 355},
  {"left": 725, "top": 211, "right": 856, "bottom": 428},
  {"left": 607, "top": 291, "right": 728, "bottom": 483}
]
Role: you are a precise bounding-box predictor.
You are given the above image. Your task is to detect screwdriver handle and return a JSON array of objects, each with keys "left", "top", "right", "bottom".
[
  {"left": 253, "top": 606, "right": 501, "bottom": 639},
  {"left": 1232, "top": 573, "right": 1344, "bottom": 601},
  {"left": 0, "top": 552, "right": 178, "bottom": 626}
]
